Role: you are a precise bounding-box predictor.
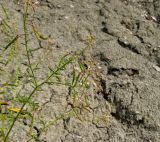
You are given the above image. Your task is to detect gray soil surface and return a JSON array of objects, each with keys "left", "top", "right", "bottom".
[{"left": 0, "top": 0, "right": 160, "bottom": 142}]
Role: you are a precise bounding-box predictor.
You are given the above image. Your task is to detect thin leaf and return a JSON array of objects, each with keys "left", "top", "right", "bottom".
[
  {"left": 1, "top": 4, "right": 9, "bottom": 19},
  {"left": 0, "top": 102, "right": 9, "bottom": 105},
  {"left": 31, "top": 23, "right": 49, "bottom": 40},
  {"left": 79, "top": 62, "right": 85, "bottom": 71},
  {"left": 3, "top": 35, "right": 18, "bottom": 50},
  {"left": 8, "top": 107, "right": 21, "bottom": 113}
]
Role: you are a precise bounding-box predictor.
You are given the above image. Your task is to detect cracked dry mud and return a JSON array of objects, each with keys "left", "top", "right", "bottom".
[{"left": 0, "top": 0, "right": 160, "bottom": 142}]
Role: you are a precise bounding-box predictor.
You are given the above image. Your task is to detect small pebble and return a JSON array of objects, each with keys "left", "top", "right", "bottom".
[
  {"left": 70, "top": 4, "right": 74, "bottom": 8},
  {"left": 65, "top": 16, "right": 69, "bottom": 19},
  {"left": 153, "top": 65, "right": 160, "bottom": 72}
]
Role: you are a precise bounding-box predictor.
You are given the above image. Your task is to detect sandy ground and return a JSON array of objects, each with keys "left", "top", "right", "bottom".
[{"left": 0, "top": 0, "right": 160, "bottom": 142}]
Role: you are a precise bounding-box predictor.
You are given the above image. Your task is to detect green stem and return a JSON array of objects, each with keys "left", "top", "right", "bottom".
[
  {"left": 4, "top": 56, "right": 72, "bottom": 141},
  {"left": 4, "top": 0, "right": 74, "bottom": 140},
  {"left": 23, "top": 0, "right": 37, "bottom": 87}
]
